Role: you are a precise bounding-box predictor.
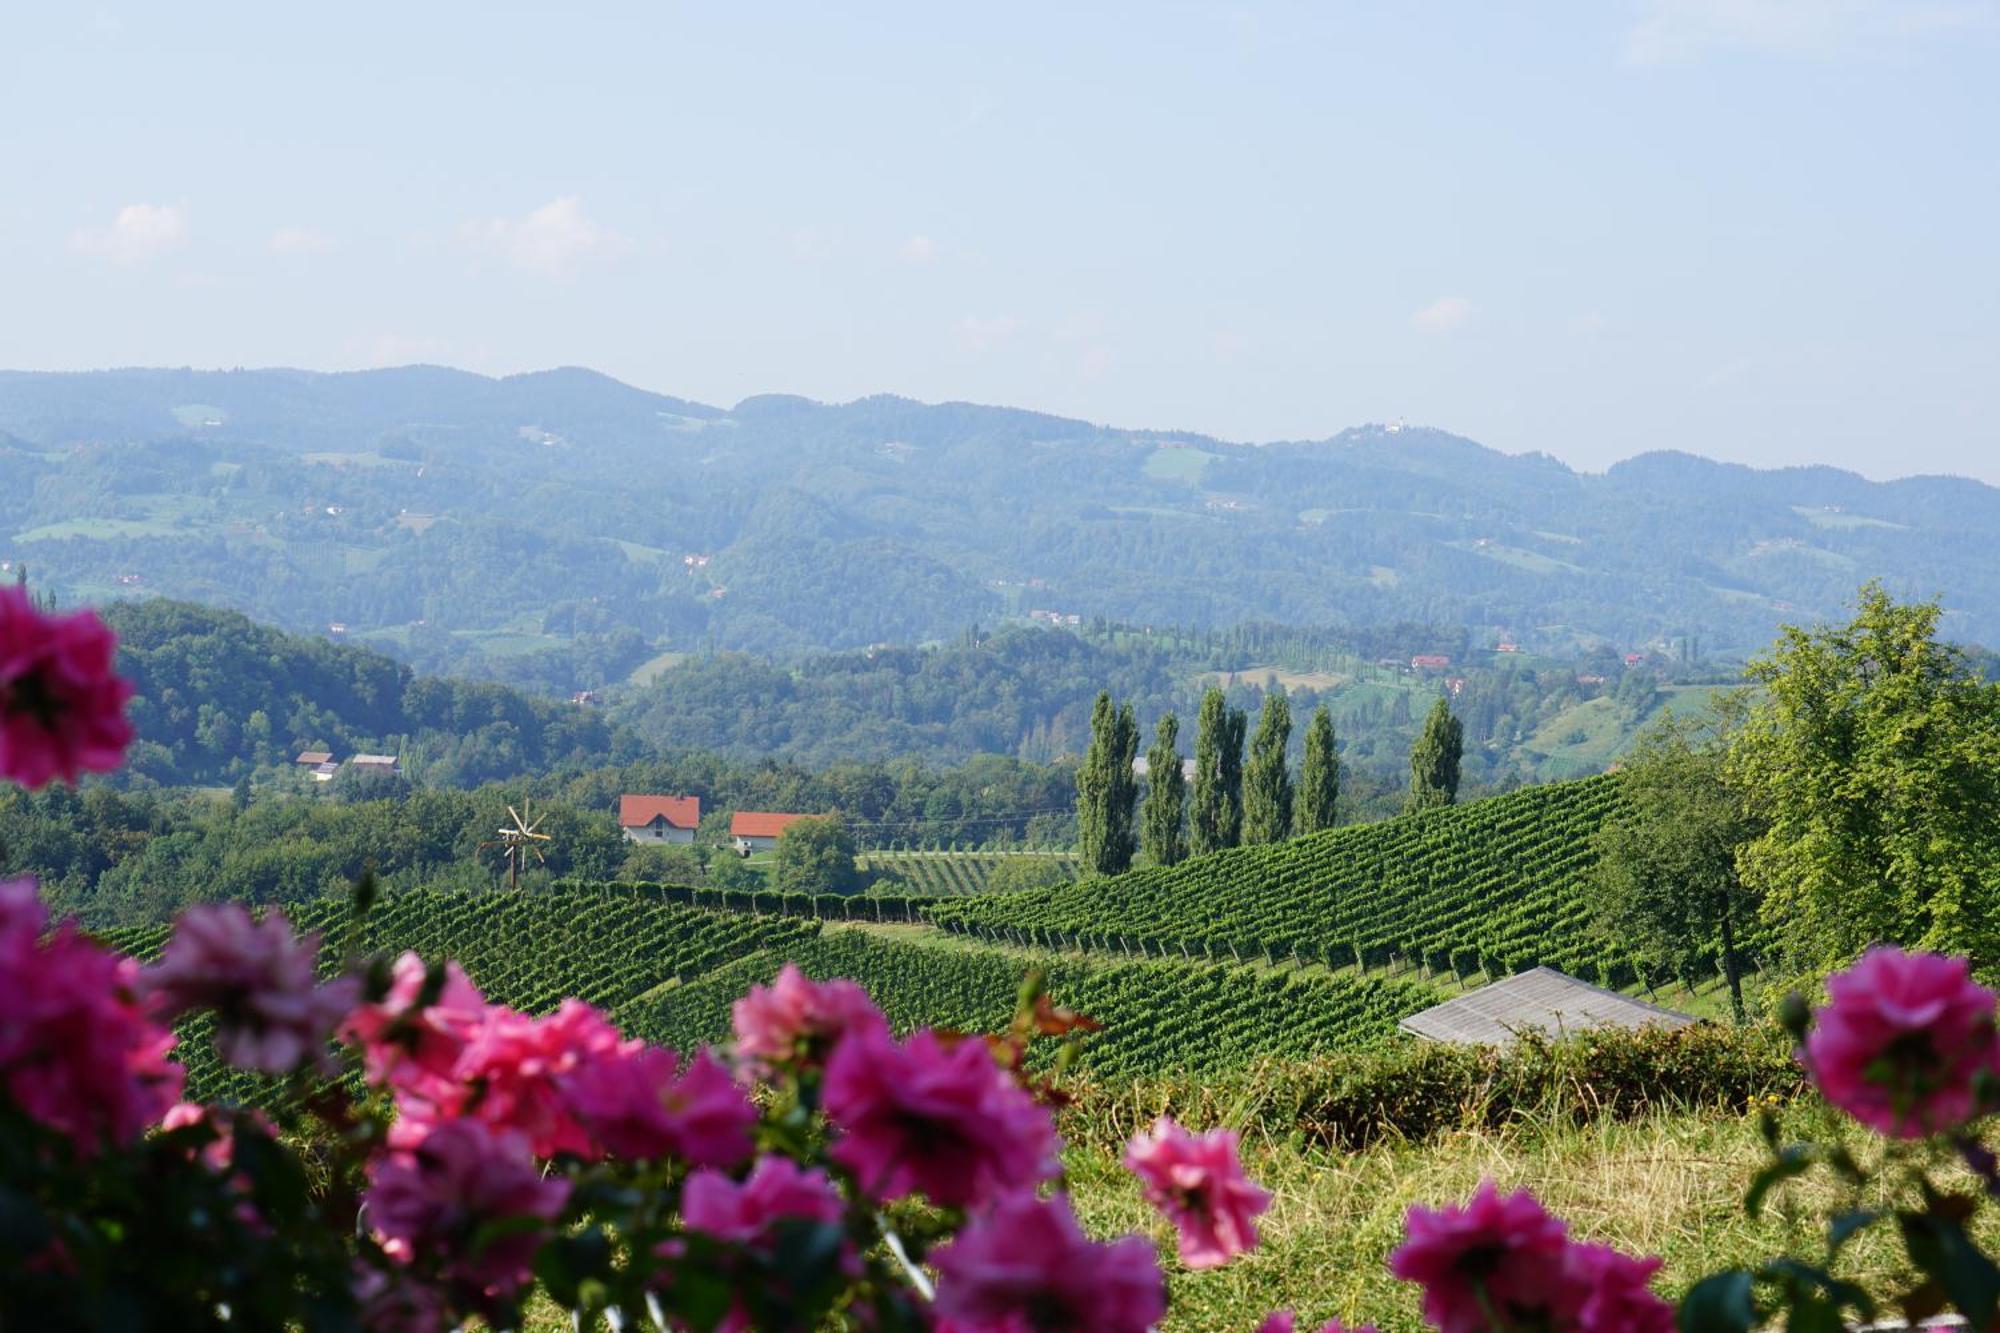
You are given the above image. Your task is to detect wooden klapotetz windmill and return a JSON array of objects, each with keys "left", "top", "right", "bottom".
[{"left": 480, "top": 802, "right": 554, "bottom": 890}]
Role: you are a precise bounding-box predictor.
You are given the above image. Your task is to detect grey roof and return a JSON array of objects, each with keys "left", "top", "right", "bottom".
[{"left": 1399, "top": 967, "right": 1698, "bottom": 1047}]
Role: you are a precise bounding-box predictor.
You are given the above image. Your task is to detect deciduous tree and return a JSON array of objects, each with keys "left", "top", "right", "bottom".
[
  {"left": 1406, "top": 696, "right": 1463, "bottom": 814},
  {"left": 1241, "top": 689, "right": 1293, "bottom": 845},
  {"left": 1296, "top": 704, "right": 1340, "bottom": 835},
  {"left": 1141, "top": 712, "right": 1186, "bottom": 867}
]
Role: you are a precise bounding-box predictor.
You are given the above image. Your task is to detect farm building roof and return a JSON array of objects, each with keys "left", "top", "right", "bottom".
[
  {"left": 1398, "top": 967, "right": 1697, "bottom": 1047},
  {"left": 351, "top": 754, "right": 400, "bottom": 768},
  {"left": 731, "top": 811, "right": 812, "bottom": 839},
  {"left": 619, "top": 794, "right": 702, "bottom": 830},
  {"left": 295, "top": 750, "right": 333, "bottom": 765}
]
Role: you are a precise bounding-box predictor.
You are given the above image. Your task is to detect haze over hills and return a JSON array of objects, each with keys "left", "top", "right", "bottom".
[{"left": 2, "top": 366, "right": 1996, "bottom": 666}]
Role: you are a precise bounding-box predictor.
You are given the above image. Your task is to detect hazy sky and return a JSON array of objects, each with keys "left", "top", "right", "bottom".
[{"left": 3, "top": 3, "right": 1995, "bottom": 480}]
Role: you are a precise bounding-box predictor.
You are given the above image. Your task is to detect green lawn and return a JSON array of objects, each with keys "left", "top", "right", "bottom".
[{"left": 1142, "top": 446, "right": 1218, "bottom": 483}]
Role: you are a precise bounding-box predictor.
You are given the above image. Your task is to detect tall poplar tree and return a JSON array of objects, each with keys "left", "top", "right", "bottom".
[
  {"left": 1241, "top": 688, "right": 1294, "bottom": 844},
  {"left": 1296, "top": 704, "right": 1340, "bottom": 835},
  {"left": 1140, "top": 712, "right": 1186, "bottom": 867},
  {"left": 1077, "top": 691, "right": 1141, "bottom": 876},
  {"left": 1406, "top": 696, "right": 1464, "bottom": 813},
  {"left": 1190, "top": 688, "right": 1247, "bottom": 854}
]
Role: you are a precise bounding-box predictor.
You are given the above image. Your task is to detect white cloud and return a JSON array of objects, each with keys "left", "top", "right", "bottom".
[
  {"left": 457, "top": 196, "right": 630, "bottom": 276},
  {"left": 69, "top": 202, "right": 188, "bottom": 265},
  {"left": 900, "top": 234, "right": 939, "bottom": 265},
  {"left": 952, "top": 314, "right": 1022, "bottom": 353},
  {"left": 1411, "top": 296, "right": 1474, "bottom": 334},
  {"left": 1624, "top": 0, "right": 1992, "bottom": 63},
  {"left": 268, "top": 226, "right": 334, "bottom": 256}
]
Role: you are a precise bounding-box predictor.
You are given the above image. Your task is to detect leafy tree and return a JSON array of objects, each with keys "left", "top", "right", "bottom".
[
  {"left": 1592, "top": 714, "right": 1761, "bottom": 1022},
  {"left": 1406, "top": 696, "right": 1464, "bottom": 813},
  {"left": 1242, "top": 689, "right": 1294, "bottom": 845},
  {"left": 1189, "top": 688, "right": 1246, "bottom": 855},
  {"left": 1725, "top": 584, "right": 2000, "bottom": 966},
  {"left": 980, "top": 856, "right": 1073, "bottom": 894},
  {"left": 771, "top": 815, "right": 861, "bottom": 896},
  {"left": 1296, "top": 704, "right": 1340, "bottom": 835},
  {"left": 1141, "top": 712, "right": 1186, "bottom": 867},
  {"left": 1075, "top": 693, "right": 1140, "bottom": 876},
  {"left": 705, "top": 853, "right": 763, "bottom": 892}
]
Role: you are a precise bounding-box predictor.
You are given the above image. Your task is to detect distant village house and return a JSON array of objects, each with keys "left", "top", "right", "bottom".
[
  {"left": 731, "top": 811, "right": 810, "bottom": 855},
  {"left": 619, "top": 795, "right": 701, "bottom": 846},
  {"left": 295, "top": 750, "right": 338, "bottom": 782}
]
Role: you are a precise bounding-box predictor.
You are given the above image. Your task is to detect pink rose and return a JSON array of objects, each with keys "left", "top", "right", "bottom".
[
  {"left": 1569, "top": 1242, "right": 1675, "bottom": 1333},
  {"left": 420, "top": 999, "right": 624, "bottom": 1159},
  {"left": 931, "top": 1192, "right": 1165, "bottom": 1333},
  {"left": 365, "top": 1119, "right": 568, "bottom": 1303},
  {"left": 1803, "top": 946, "right": 2000, "bottom": 1137},
  {"left": 0, "top": 878, "right": 182, "bottom": 1152},
  {"left": 561, "top": 1042, "right": 755, "bottom": 1166},
  {"left": 1124, "top": 1114, "right": 1271, "bottom": 1268},
  {"left": 822, "top": 1026, "right": 1058, "bottom": 1208},
  {"left": 343, "top": 952, "right": 490, "bottom": 1108},
  {"left": 682, "top": 1154, "right": 845, "bottom": 1245},
  {"left": 145, "top": 903, "right": 357, "bottom": 1073},
  {"left": 0, "top": 587, "right": 134, "bottom": 789},
  {"left": 731, "top": 964, "right": 887, "bottom": 1076},
  {"left": 1389, "top": 1180, "right": 1585, "bottom": 1333}
]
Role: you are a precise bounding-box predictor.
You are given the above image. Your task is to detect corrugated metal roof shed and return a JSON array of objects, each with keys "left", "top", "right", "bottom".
[{"left": 1399, "top": 967, "right": 1697, "bottom": 1047}]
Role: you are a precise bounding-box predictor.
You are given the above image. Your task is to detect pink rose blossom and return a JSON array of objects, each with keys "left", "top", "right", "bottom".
[
  {"left": 1803, "top": 946, "right": 2000, "bottom": 1137},
  {"left": 426, "top": 999, "right": 624, "bottom": 1159},
  {"left": 1124, "top": 1114, "right": 1271, "bottom": 1268},
  {"left": 0, "top": 878, "right": 182, "bottom": 1152},
  {"left": 682, "top": 1154, "right": 845, "bottom": 1244},
  {"left": 930, "top": 1192, "right": 1165, "bottom": 1333},
  {"left": 144, "top": 903, "right": 358, "bottom": 1073},
  {"left": 731, "top": 963, "right": 888, "bottom": 1075},
  {"left": 0, "top": 587, "right": 134, "bottom": 789},
  {"left": 365, "top": 1118, "right": 568, "bottom": 1303},
  {"left": 1389, "top": 1180, "right": 1585, "bottom": 1333},
  {"left": 561, "top": 1042, "right": 756, "bottom": 1166},
  {"left": 1257, "top": 1314, "right": 1375, "bottom": 1333},
  {"left": 822, "top": 1025, "right": 1059, "bottom": 1208},
  {"left": 1569, "top": 1242, "right": 1675, "bottom": 1333},
  {"left": 343, "top": 952, "right": 490, "bottom": 1107}
]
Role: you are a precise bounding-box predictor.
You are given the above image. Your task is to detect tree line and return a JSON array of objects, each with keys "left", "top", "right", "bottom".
[{"left": 1073, "top": 684, "right": 1465, "bottom": 876}]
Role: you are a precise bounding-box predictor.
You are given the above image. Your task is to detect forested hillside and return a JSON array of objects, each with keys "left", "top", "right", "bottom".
[
  {"left": 103, "top": 600, "right": 643, "bottom": 786},
  {"left": 4, "top": 367, "right": 1996, "bottom": 675}
]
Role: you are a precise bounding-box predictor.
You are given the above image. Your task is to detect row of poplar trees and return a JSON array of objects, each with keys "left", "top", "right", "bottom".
[{"left": 1076, "top": 688, "right": 1465, "bottom": 876}]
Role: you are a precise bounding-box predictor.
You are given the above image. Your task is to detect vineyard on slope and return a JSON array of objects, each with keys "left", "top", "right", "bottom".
[
  {"left": 101, "top": 884, "right": 820, "bottom": 1100},
  {"left": 857, "top": 850, "right": 1080, "bottom": 896},
  {"left": 627, "top": 927, "right": 1437, "bottom": 1079},
  {"left": 925, "top": 776, "right": 1655, "bottom": 985}
]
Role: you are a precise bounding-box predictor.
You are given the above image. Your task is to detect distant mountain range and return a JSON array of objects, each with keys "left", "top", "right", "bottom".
[{"left": 2, "top": 365, "right": 1994, "bottom": 662}]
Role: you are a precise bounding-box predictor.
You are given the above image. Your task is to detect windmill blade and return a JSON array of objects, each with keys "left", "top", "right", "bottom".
[
  {"left": 531, "top": 846, "right": 547, "bottom": 864},
  {"left": 506, "top": 804, "right": 527, "bottom": 833},
  {"left": 527, "top": 830, "right": 553, "bottom": 841}
]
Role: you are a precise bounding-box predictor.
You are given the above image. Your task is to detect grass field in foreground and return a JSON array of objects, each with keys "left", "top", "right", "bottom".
[{"left": 522, "top": 1100, "right": 1948, "bottom": 1331}]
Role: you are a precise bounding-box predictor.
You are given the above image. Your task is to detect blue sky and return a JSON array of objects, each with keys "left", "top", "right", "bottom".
[{"left": 2, "top": 2, "right": 1995, "bottom": 480}]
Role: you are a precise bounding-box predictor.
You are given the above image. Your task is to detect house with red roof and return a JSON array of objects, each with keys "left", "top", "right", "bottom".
[
  {"left": 730, "top": 810, "right": 812, "bottom": 855},
  {"left": 619, "top": 794, "right": 701, "bottom": 846}
]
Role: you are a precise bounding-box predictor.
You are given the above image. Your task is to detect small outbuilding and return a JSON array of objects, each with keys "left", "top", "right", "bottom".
[
  {"left": 1399, "top": 967, "right": 1696, "bottom": 1047},
  {"left": 730, "top": 811, "right": 811, "bottom": 855}
]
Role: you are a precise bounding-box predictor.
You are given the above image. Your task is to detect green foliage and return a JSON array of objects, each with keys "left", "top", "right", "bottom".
[
  {"left": 639, "top": 927, "right": 1436, "bottom": 1081},
  {"left": 1296, "top": 704, "right": 1340, "bottom": 835},
  {"left": 1063, "top": 1021, "right": 1802, "bottom": 1151},
  {"left": 1726, "top": 583, "right": 2000, "bottom": 966},
  {"left": 1406, "top": 695, "right": 1463, "bottom": 813},
  {"left": 770, "top": 814, "right": 861, "bottom": 896},
  {"left": 1075, "top": 693, "right": 1139, "bottom": 876},
  {"left": 1190, "top": 687, "right": 1246, "bottom": 854},
  {"left": 1140, "top": 712, "right": 1186, "bottom": 867},
  {"left": 931, "top": 777, "right": 1649, "bottom": 981},
  {"left": 856, "top": 850, "right": 1079, "bottom": 896},
  {"left": 1592, "top": 714, "right": 1762, "bottom": 1022},
  {"left": 1242, "top": 687, "right": 1294, "bottom": 845}
]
